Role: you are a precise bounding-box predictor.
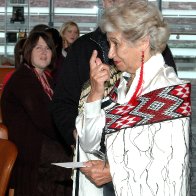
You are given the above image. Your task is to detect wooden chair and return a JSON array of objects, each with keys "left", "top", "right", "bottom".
[
  {"left": 0, "top": 138, "right": 18, "bottom": 196},
  {"left": 0, "top": 106, "right": 2, "bottom": 123},
  {"left": 0, "top": 122, "right": 8, "bottom": 139}
]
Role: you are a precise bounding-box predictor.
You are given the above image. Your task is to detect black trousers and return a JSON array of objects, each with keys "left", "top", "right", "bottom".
[{"left": 103, "top": 182, "right": 115, "bottom": 196}]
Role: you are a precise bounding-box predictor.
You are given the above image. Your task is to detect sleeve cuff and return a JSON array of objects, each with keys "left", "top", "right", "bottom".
[{"left": 84, "top": 99, "right": 102, "bottom": 118}]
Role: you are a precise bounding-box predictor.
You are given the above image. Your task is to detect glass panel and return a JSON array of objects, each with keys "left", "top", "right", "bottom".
[
  {"left": 53, "top": 1, "right": 98, "bottom": 35},
  {"left": 160, "top": 0, "right": 196, "bottom": 79},
  {"left": 0, "top": 0, "right": 99, "bottom": 61}
]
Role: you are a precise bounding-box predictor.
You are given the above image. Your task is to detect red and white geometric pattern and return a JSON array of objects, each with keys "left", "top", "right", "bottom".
[{"left": 105, "top": 83, "right": 191, "bottom": 134}]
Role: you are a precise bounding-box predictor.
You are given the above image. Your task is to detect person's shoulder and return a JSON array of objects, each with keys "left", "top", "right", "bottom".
[
  {"left": 72, "top": 32, "right": 94, "bottom": 47},
  {"left": 13, "top": 65, "right": 31, "bottom": 77},
  {"left": 2, "top": 66, "right": 23, "bottom": 92},
  {"left": 153, "top": 65, "right": 184, "bottom": 88},
  {"left": 67, "top": 32, "right": 99, "bottom": 58},
  {"left": 79, "top": 31, "right": 95, "bottom": 40},
  {"left": 72, "top": 27, "right": 104, "bottom": 47},
  {"left": 8, "top": 65, "right": 34, "bottom": 87}
]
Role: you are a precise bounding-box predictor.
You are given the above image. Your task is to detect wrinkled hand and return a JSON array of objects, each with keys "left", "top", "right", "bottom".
[
  {"left": 80, "top": 160, "right": 112, "bottom": 186},
  {"left": 87, "top": 50, "right": 110, "bottom": 103}
]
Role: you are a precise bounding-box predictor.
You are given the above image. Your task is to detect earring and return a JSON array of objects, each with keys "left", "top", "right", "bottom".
[{"left": 141, "top": 50, "right": 144, "bottom": 67}]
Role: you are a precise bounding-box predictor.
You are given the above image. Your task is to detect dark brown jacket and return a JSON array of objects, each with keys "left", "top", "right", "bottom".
[{"left": 1, "top": 65, "right": 72, "bottom": 196}]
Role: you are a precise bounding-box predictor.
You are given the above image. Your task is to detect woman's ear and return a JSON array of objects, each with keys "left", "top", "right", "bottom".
[{"left": 141, "top": 35, "right": 150, "bottom": 51}]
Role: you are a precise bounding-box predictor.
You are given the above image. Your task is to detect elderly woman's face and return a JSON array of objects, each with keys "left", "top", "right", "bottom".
[{"left": 107, "top": 31, "right": 142, "bottom": 74}]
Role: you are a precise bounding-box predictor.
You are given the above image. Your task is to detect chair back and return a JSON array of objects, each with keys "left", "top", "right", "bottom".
[
  {"left": 0, "top": 123, "right": 8, "bottom": 139},
  {"left": 0, "top": 138, "right": 18, "bottom": 195}
]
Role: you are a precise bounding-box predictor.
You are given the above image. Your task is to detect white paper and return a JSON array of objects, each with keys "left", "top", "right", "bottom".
[{"left": 51, "top": 162, "right": 86, "bottom": 168}]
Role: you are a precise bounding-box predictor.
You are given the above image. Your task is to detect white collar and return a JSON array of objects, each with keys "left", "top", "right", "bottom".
[{"left": 118, "top": 53, "right": 165, "bottom": 103}]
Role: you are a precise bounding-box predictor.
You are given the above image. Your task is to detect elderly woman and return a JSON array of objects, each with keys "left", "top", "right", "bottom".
[{"left": 76, "top": 0, "right": 191, "bottom": 196}]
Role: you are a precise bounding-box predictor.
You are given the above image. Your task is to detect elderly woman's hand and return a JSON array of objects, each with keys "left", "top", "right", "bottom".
[
  {"left": 87, "top": 50, "right": 110, "bottom": 103},
  {"left": 80, "top": 160, "right": 112, "bottom": 186}
]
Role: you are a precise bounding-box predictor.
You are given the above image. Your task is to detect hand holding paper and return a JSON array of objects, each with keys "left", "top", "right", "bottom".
[{"left": 51, "top": 162, "right": 86, "bottom": 169}]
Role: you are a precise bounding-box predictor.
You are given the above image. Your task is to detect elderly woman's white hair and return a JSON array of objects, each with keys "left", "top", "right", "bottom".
[{"left": 100, "top": 0, "right": 170, "bottom": 55}]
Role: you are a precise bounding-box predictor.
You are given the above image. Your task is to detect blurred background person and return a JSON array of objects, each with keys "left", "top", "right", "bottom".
[
  {"left": 59, "top": 21, "right": 80, "bottom": 56},
  {"left": 29, "top": 23, "right": 49, "bottom": 35},
  {"left": 1, "top": 31, "right": 72, "bottom": 196},
  {"left": 45, "top": 27, "right": 66, "bottom": 85}
]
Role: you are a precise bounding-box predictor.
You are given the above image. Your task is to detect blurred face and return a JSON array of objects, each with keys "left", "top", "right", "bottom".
[
  {"left": 107, "top": 31, "right": 142, "bottom": 74},
  {"left": 63, "top": 25, "right": 79, "bottom": 47},
  {"left": 31, "top": 37, "right": 52, "bottom": 74}
]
